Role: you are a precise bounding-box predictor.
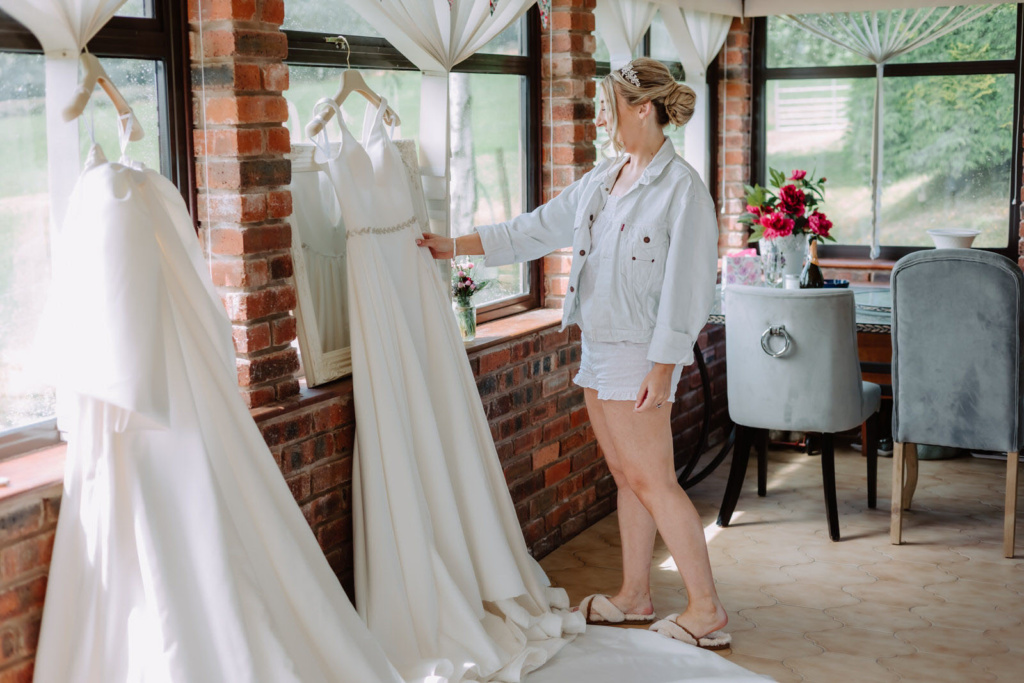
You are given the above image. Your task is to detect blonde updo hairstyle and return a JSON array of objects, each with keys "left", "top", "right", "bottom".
[{"left": 600, "top": 57, "right": 696, "bottom": 154}]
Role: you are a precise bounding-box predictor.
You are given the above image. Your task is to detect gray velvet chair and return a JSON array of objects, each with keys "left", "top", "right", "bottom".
[
  {"left": 890, "top": 249, "right": 1021, "bottom": 558},
  {"left": 719, "top": 286, "right": 882, "bottom": 541}
]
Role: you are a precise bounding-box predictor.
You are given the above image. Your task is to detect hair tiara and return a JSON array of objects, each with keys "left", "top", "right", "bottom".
[{"left": 619, "top": 62, "right": 641, "bottom": 88}]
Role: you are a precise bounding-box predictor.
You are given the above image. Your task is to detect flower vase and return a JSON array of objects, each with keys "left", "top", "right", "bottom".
[
  {"left": 453, "top": 301, "right": 477, "bottom": 342},
  {"left": 761, "top": 233, "right": 808, "bottom": 288}
]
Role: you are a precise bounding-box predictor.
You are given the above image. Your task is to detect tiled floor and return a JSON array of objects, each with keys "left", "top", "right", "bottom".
[{"left": 538, "top": 443, "right": 1024, "bottom": 682}]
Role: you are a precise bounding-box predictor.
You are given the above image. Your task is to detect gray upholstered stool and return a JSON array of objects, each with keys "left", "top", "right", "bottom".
[
  {"left": 891, "top": 249, "right": 1021, "bottom": 557},
  {"left": 719, "top": 286, "right": 882, "bottom": 541}
]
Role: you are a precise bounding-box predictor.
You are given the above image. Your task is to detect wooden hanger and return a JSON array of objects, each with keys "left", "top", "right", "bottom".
[
  {"left": 63, "top": 53, "right": 145, "bottom": 142},
  {"left": 304, "top": 37, "right": 400, "bottom": 140},
  {"left": 305, "top": 70, "right": 401, "bottom": 140}
]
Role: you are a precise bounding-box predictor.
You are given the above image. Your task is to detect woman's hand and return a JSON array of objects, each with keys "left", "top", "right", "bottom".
[
  {"left": 416, "top": 232, "right": 455, "bottom": 260},
  {"left": 635, "top": 364, "right": 675, "bottom": 412}
]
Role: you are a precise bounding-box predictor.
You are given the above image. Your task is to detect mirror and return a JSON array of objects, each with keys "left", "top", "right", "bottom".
[{"left": 288, "top": 138, "right": 430, "bottom": 386}]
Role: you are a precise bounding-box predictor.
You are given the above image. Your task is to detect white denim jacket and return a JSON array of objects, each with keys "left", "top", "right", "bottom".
[{"left": 476, "top": 137, "right": 718, "bottom": 366}]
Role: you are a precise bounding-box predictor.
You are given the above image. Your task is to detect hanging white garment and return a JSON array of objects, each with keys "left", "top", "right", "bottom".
[
  {"left": 315, "top": 99, "right": 584, "bottom": 683},
  {"left": 32, "top": 142, "right": 406, "bottom": 683}
]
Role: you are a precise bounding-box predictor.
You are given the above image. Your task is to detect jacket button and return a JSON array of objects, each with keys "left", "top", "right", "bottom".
[
  {"left": 643, "top": 236, "right": 651, "bottom": 243},
  {"left": 569, "top": 286, "right": 575, "bottom": 292},
  {"left": 632, "top": 256, "right": 636, "bottom": 261},
  {"left": 589, "top": 215, "right": 593, "bottom": 221},
  {"left": 579, "top": 249, "right": 585, "bottom": 256}
]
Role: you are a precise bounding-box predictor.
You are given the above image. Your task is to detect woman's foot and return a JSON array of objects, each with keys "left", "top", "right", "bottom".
[
  {"left": 608, "top": 590, "right": 655, "bottom": 618},
  {"left": 673, "top": 600, "right": 728, "bottom": 639}
]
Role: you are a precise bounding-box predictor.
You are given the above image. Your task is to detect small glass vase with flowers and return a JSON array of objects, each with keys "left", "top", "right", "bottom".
[
  {"left": 451, "top": 260, "right": 489, "bottom": 342},
  {"left": 738, "top": 168, "right": 834, "bottom": 288}
]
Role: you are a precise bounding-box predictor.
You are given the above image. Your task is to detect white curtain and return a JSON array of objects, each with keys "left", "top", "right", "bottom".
[
  {"left": 344, "top": 0, "right": 535, "bottom": 236},
  {"left": 658, "top": 7, "right": 732, "bottom": 183},
  {"left": 0, "top": 0, "right": 127, "bottom": 233},
  {"left": 594, "top": 0, "right": 659, "bottom": 68},
  {"left": 780, "top": 6, "right": 996, "bottom": 257}
]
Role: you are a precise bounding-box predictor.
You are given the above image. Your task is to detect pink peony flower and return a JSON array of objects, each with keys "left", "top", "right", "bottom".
[
  {"left": 808, "top": 211, "right": 832, "bottom": 238},
  {"left": 790, "top": 170, "right": 807, "bottom": 180},
  {"left": 467, "top": 263, "right": 474, "bottom": 269},
  {"left": 746, "top": 204, "right": 763, "bottom": 217},
  {"left": 471, "top": 284, "right": 477, "bottom": 290},
  {"left": 778, "top": 184, "right": 807, "bottom": 217},
  {"left": 458, "top": 270, "right": 465, "bottom": 278},
  {"left": 759, "top": 212, "right": 795, "bottom": 240}
]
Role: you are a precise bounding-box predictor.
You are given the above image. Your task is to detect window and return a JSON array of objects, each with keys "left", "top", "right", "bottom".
[
  {"left": 756, "top": 4, "right": 1021, "bottom": 259},
  {"left": 282, "top": 3, "right": 541, "bottom": 322},
  {"left": 594, "top": 19, "right": 688, "bottom": 163},
  {"left": 0, "top": 1, "right": 192, "bottom": 456}
]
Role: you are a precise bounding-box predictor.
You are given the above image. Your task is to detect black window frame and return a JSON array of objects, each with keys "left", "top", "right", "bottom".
[
  {"left": 284, "top": 7, "right": 543, "bottom": 324},
  {"left": 752, "top": 7, "right": 1024, "bottom": 262},
  {"left": 0, "top": 0, "right": 193, "bottom": 459}
]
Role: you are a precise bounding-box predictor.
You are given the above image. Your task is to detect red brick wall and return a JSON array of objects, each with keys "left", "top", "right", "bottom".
[
  {"left": 541, "top": 0, "right": 597, "bottom": 310},
  {"left": 189, "top": 0, "right": 299, "bottom": 409},
  {"left": 0, "top": 485, "right": 59, "bottom": 680},
  {"left": 718, "top": 18, "right": 753, "bottom": 254}
]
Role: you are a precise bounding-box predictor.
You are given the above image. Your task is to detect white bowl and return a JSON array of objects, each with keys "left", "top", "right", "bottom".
[{"left": 927, "top": 229, "right": 980, "bottom": 249}]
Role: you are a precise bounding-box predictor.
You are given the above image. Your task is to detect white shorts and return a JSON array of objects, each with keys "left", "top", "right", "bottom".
[{"left": 573, "top": 336, "right": 685, "bottom": 402}]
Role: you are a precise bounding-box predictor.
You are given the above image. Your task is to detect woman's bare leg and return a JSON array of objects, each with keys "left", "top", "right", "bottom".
[
  {"left": 583, "top": 389, "right": 656, "bottom": 616},
  {"left": 600, "top": 399, "right": 727, "bottom": 637}
]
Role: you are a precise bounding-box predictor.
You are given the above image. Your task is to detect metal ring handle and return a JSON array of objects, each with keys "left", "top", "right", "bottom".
[{"left": 760, "top": 325, "right": 792, "bottom": 358}]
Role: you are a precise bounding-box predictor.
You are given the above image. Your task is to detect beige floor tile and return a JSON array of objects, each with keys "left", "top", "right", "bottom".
[
  {"left": 800, "top": 541, "right": 894, "bottom": 566},
  {"left": 783, "top": 653, "right": 900, "bottom": 683},
  {"left": 782, "top": 560, "right": 877, "bottom": 587},
  {"left": 879, "top": 652, "right": 997, "bottom": 683},
  {"left": 842, "top": 579, "right": 946, "bottom": 610},
  {"left": 825, "top": 602, "right": 932, "bottom": 633},
  {"left": 713, "top": 562, "right": 799, "bottom": 587},
  {"left": 538, "top": 550, "right": 586, "bottom": 572},
  {"left": 725, "top": 543, "right": 815, "bottom": 568},
  {"left": 973, "top": 650, "right": 1024, "bottom": 679},
  {"left": 728, "top": 626, "right": 824, "bottom": 660},
  {"left": 954, "top": 542, "right": 1024, "bottom": 565},
  {"left": 738, "top": 603, "right": 843, "bottom": 633},
  {"left": 761, "top": 581, "right": 860, "bottom": 609},
  {"left": 894, "top": 625, "right": 1008, "bottom": 658},
  {"left": 716, "top": 583, "right": 778, "bottom": 611},
  {"left": 805, "top": 626, "right": 917, "bottom": 659},
  {"left": 875, "top": 542, "right": 971, "bottom": 566},
  {"left": 925, "top": 578, "right": 1021, "bottom": 606},
  {"left": 982, "top": 620, "right": 1024, "bottom": 651},
  {"left": 936, "top": 557, "right": 1024, "bottom": 585},
  {"left": 722, "top": 610, "right": 758, "bottom": 634},
  {"left": 859, "top": 559, "right": 958, "bottom": 585},
  {"left": 720, "top": 653, "right": 803, "bottom": 682},
  {"left": 912, "top": 601, "right": 1022, "bottom": 632}
]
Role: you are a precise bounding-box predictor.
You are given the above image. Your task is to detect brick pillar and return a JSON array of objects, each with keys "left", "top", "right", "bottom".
[
  {"left": 717, "top": 18, "right": 754, "bottom": 254},
  {"left": 541, "top": 0, "right": 597, "bottom": 309},
  {"left": 189, "top": 0, "right": 299, "bottom": 408}
]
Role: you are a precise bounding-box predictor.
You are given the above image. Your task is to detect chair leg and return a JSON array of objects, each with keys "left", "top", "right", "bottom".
[
  {"left": 756, "top": 428, "right": 768, "bottom": 497},
  {"left": 1006, "top": 451, "right": 1019, "bottom": 559},
  {"left": 821, "top": 433, "right": 840, "bottom": 542},
  {"left": 891, "top": 442, "right": 906, "bottom": 545},
  {"left": 865, "top": 413, "right": 878, "bottom": 509},
  {"left": 903, "top": 443, "right": 919, "bottom": 510},
  {"left": 718, "top": 425, "right": 752, "bottom": 527}
]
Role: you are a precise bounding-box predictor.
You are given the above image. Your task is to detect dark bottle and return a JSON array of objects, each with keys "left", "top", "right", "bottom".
[{"left": 800, "top": 238, "right": 825, "bottom": 289}]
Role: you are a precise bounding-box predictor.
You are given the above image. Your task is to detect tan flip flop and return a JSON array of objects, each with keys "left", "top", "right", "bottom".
[
  {"left": 649, "top": 613, "right": 732, "bottom": 651},
  {"left": 577, "top": 594, "right": 657, "bottom": 627}
]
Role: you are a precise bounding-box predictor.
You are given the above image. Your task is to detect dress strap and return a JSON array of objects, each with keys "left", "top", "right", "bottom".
[{"left": 310, "top": 97, "right": 347, "bottom": 163}]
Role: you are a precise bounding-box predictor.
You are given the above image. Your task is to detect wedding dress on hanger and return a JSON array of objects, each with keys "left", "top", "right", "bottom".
[
  {"left": 33, "top": 120, "right": 405, "bottom": 683},
  {"left": 311, "top": 98, "right": 584, "bottom": 683}
]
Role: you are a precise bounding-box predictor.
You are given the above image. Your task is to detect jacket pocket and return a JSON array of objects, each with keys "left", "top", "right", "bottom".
[{"left": 625, "top": 223, "right": 668, "bottom": 298}]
